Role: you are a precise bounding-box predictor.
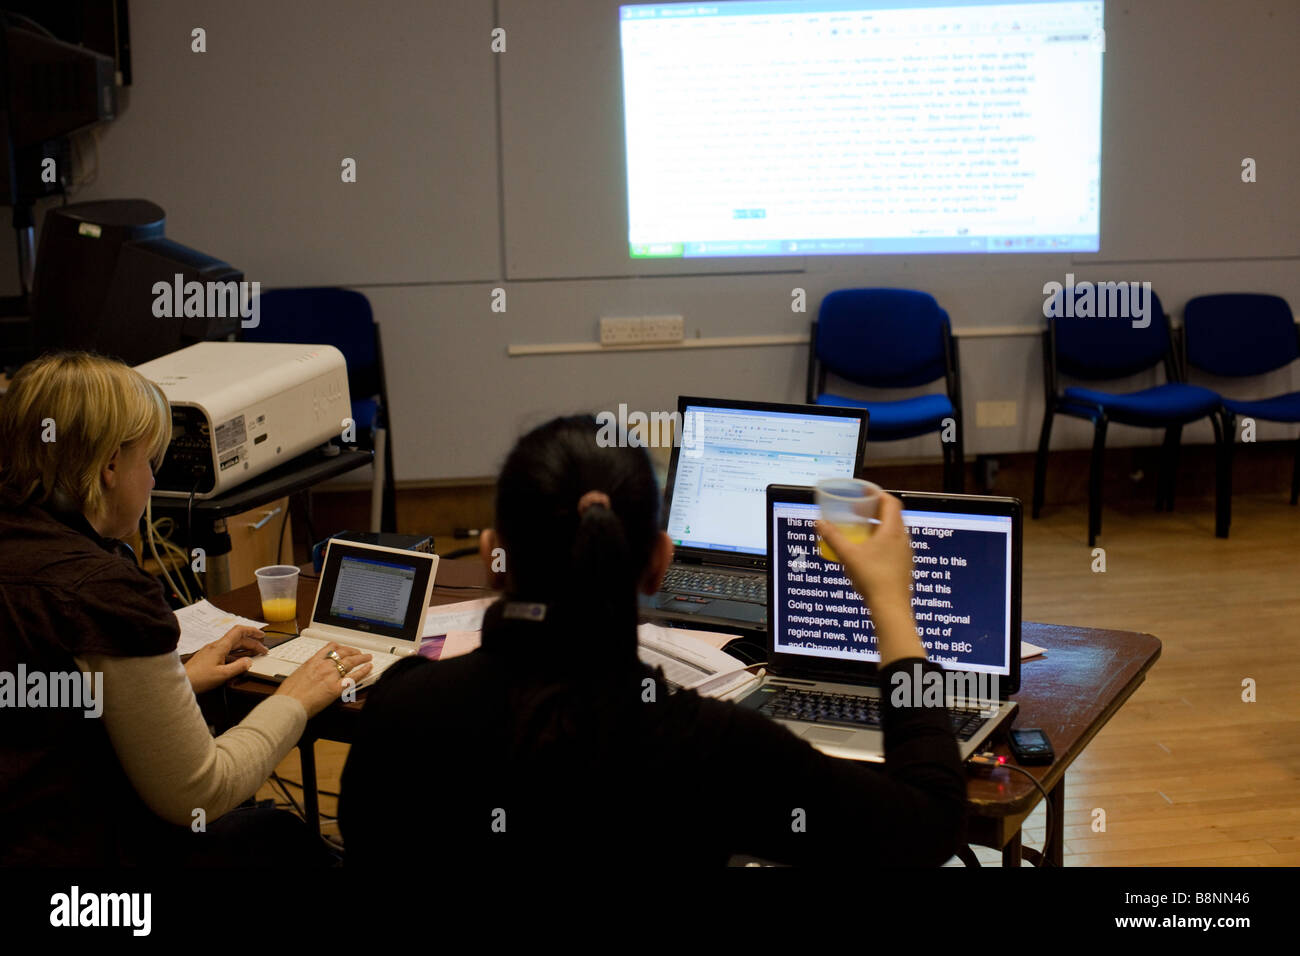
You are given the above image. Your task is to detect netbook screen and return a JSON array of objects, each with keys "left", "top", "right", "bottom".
[
  {"left": 330, "top": 556, "right": 414, "bottom": 628},
  {"left": 667, "top": 406, "right": 862, "bottom": 555},
  {"left": 314, "top": 542, "right": 432, "bottom": 641},
  {"left": 770, "top": 499, "right": 1013, "bottom": 679}
]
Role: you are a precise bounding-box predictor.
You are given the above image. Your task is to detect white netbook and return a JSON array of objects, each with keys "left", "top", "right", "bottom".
[{"left": 246, "top": 539, "right": 438, "bottom": 689}]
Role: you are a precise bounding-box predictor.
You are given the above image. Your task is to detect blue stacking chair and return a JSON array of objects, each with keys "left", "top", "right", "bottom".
[
  {"left": 807, "top": 289, "right": 964, "bottom": 492},
  {"left": 1183, "top": 293, "right": 1300, "bottom": 508},
  {"left": 1033, "top": 287, "right": 1231, "bottom": 544},
  {"left": 242, "top": 287, "right": 396, "bottom": 532}
]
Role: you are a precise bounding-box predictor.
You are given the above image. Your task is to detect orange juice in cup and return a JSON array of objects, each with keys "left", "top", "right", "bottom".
[
  {"left": 815, "top": 478, "right": 882, "bottom": 563},
  {"left": 260, "top": 597, "right": 298, "bottom": 622},
  {"left": 254, "top": 565, "right": 300, "bottom": 627}
]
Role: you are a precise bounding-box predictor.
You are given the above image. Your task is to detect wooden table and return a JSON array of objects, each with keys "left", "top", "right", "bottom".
[
  {"left": 214, "top": 559, "right": 1161, "bottom": 866},
  {"left": 213, "top": 557, "right": 490, "bottom": 830},
  {"left": 962, "top": 623, "right": 1162, "bottom": 865}
]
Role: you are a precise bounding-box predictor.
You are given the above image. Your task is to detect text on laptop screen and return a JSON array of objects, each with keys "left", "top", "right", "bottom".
[
  {"left": 770, "top": 499, "right": 1012, "bottom": 676},
  {"left": 329, "top": 556, "right": 417, "bottom": 629},
  {"left": 668, "top": 406, "right": 862, "bottom": 555}
]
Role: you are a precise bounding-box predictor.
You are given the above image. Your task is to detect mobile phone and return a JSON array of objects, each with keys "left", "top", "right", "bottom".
[{"left": 1009, "top": 727, "right": 1054, "bottom": 765}]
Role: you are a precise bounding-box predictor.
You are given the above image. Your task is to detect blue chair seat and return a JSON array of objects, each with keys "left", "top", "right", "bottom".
[
  {"left": 351, "top": 397, "right": 379, "bottom": 432},
  {"left": 817, "top": 392, "right": 954, "bottom": 440},
  {"left": 1063, "top": 384, "right": 1221, "bottom": 427},
  {"left": 1221, "top": 392, "right": 1300, "bottom": 424}
]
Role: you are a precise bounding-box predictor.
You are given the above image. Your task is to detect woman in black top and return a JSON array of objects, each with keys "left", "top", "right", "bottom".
[{"left": 339, "top": 416, "right": 965, "bottom": 867}]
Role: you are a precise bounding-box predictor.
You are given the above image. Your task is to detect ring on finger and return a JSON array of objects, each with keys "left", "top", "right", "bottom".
[{"left": 331, "top": 659, "right": 347, "bottom": 677}]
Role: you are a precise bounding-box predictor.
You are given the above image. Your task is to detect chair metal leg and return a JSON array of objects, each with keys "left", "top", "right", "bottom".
[
  {"left": 1158, "top": 425, "right": 1182, "bottom": 512},
  {"left": 952, "top": 420, "right": 966, "bottom": 493},
  {"left": 370, "top": 426, "right": 387, "bottom": 533},
  {"left": 1088, "top": 417, "right": 1108, "bottom": 547},
  {"left": 1291, "top": 433, "right": 1300, "bottom": 506},
  {"left": 382, "top": 424, "right": 399, "bottom": 532},
  {"left": 1213, "top": 412, "right": 1233, "bottom": 538},
  {"left": 1154, "top": 431, "right": 1167, "bottom": 512},
  {"left": 1033, "top": 409, "right": 1054, "bottom": 519},
  {"left": 941, "top": 432, "right": 964, "bottom": 494}
]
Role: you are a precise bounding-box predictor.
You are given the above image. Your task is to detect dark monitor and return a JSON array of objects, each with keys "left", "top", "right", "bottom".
[
  {"left": 0, "top": 17, "right": 117, "bottom": 207},
  {"left": 30, "top": 199, "right": 243, "bottom": 365}
]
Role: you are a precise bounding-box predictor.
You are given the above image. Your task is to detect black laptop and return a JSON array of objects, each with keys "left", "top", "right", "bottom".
[
  {"left": 640, "top": 396, "right": 868, "bottom": 633},
  {"left": 734, "top": 485, "right": 1021, "bottom": 761}
]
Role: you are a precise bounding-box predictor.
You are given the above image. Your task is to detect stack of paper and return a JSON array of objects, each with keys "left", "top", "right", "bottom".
[{"left": 173, "top": 600, "right": 266, "bottom": 656}]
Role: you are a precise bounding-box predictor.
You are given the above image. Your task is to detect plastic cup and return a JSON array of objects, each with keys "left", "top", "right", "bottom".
[
  {"left": 815, "top": 478, "right": 882, "bottom": 563},
  {"left": 255, "top": 565, "right": 300, "bottom": 626}
]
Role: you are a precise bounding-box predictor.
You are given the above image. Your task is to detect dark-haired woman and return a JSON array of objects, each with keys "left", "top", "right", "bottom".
[{"left": 339, "top": 416, "right": 965, "bottom": 866}]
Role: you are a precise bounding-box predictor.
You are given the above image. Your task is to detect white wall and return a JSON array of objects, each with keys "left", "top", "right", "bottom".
[{"left": 8, "top": 0, "right": 1298, "bottom": 481}]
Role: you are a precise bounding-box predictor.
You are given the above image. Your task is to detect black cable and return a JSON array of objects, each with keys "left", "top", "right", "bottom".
[
  {"left": 186, "top": 477, "right": 204, "bottom": 600},
  {"left": 1, "top": 11, "right": 57, "bottom": 38},
  {"left": 272, "top": 775, "right": 340, "bottom": 801},
  {"left": 432, "top": 583, "right": 493, "bottom": 591},
  {"left": 1000, "top": 764, "right": 1055, "bottom": 867},
  {"left": 271, "top": 775, "right": 340, "bottom": 826},
  {"left": 269, "top": 774, "right": 303, "bottom": 818}
]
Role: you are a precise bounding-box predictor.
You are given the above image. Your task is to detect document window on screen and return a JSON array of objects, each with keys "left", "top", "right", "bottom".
[
  {"left": 329, "top": 557, "right": 416, "bottom": 628},
  {"left": 772, "top": 499, "right": 1013, "bottom": 677},
  {"left": 668, "top": 406, "right": 861, "bottom": 554},
  {"left": 620, "top": 0, "right": 1104, "bottom": 258}
]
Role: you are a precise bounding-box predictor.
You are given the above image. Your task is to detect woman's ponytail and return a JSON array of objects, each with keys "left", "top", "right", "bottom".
[
  {"left": 568, "top": 495, "right": 638, "bottom": 656},
  {"left": 493, "top": 415, "right": 660, "bottom": 664}
]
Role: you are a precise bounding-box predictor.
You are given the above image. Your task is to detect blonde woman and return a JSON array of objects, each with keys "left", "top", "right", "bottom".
[{"left": 0, "top": 352, "right": 372, "bottom": 865}]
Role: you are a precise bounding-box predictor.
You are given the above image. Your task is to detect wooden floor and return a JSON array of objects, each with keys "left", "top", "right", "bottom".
[{"left": 260, "top": 492, "right": 1300, "bottom": 866}]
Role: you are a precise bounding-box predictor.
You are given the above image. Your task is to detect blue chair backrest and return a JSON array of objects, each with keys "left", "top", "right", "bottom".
[
  {"left": 1050, "top": 286, "right": 1170, "bottom": 381},
  {"left": 816, "top": 288, "right": 949, "bottom": 388},
  {"left": 1184, "top": 293, "right": 1297, "bottom": 377},
  {"left": 243, "top": 287, "right": 381, "bottom": 399}
]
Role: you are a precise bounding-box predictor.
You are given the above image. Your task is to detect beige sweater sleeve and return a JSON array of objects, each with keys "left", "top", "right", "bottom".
[{"left": 75, "top": 651, "right": 308, "bottom": 826}]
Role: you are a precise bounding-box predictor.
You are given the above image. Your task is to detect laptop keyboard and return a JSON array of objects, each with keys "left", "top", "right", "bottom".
[
  {"left": 759, "top": 686, "right": 991, "bottom": 741},
  {"left": 662, "top": 567, "right": 767, "bottom": 604},
  {"left": 271, "top": 637, "right": 402, "bottom": 681},
  {"left": 273, "top": 636, "right": 328, "bottom": 663}
]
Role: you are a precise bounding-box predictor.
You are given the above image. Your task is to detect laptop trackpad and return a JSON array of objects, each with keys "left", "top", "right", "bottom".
[
  {"left": 716, "top": 600, "right": 765, "bottom": 623},
  {"left": 801, "top": 727, "right": 857, "bottom": 745},
  {"left": 653, "top": 595, "right": 765, "bottom": 623},
  {"left": 656, "top": 594, "right": 709, "bottom": 614}
]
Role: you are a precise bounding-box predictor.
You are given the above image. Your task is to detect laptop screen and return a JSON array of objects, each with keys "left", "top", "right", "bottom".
[
  {"left": 769, "top": 490, "right": 1017, "bottom": 687},
  {"left": 313, "top": 541, "right": 435, "bottom": 643},
  {"left": 666, "top": 402, "right": 865, "bottom": 556}
]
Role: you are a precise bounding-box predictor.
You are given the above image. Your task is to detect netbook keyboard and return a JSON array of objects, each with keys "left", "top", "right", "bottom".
[
  {"left": 758, "top": 686, "right": 991, "bottom": 741},
  {"left": 271, "top": 636, "right": 402, "bottom": 680},
  {"left": 662, "top": 566, "right": 766, "bottom": 604}
]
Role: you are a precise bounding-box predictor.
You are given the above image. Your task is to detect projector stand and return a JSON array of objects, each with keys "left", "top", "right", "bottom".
[{"left": 149, "top": 446, "right": 372, "bottom": 595}]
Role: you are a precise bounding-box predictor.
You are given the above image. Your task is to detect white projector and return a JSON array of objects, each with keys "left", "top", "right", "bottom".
[{"left": 135, "top": 342, "right": 351, "bottom": 499}]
